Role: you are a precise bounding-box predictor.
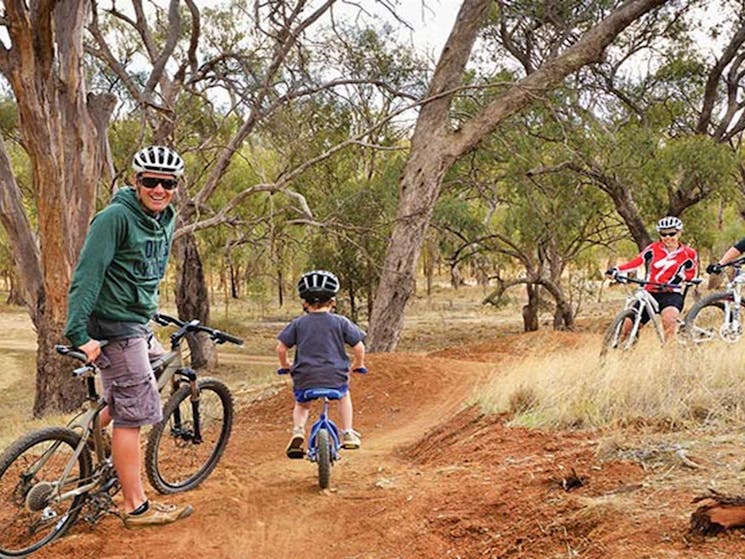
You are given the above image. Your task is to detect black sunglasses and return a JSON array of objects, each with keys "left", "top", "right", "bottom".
[
  {"left": 659, "top": 230, "right": 679, "bottom": 237},
  {"left": 138, "top": 175, "right": 178, "bottom": 191}
]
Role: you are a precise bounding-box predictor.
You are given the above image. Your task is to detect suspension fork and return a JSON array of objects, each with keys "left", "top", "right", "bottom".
[
  {"left": 621, "top": 296, "right": 646, "bottom": 349},
  {"left": 173, "top": 368, "right": 202, "bottom": 444},
  {"left": 732, "top": 284, "right": 742, "bottom": 325},
  {"left": 626, "top": 307, "right": 646, "bottom": 349}
]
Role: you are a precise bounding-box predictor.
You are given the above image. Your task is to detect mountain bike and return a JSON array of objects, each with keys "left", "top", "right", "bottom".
[
  {"left": 0, "top": 313, "right": 242, "bottom": 557},
  {"left": 681, "top": 257, "right": 745, "bottom": 344},
  {"left": 600, "top": 275, "right": 701, "bottom": 357}
]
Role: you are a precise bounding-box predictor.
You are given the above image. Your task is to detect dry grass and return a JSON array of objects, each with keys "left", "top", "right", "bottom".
[{"left": 475, "top": 338, "right": 745, "bottom": 431}]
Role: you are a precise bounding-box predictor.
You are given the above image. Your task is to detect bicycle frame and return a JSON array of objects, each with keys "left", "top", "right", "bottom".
[
  {"left": 29, "top": 361, "right": 114, "bottom": 515},
  {"left": 606, "top": 272, "right": 701, "bottom": 353},
  {"left": 47, "top": 314, "right": 239, "bottom": 505},
  {"left": 303, "top": 389, "right": 342, "bottom": 464},
  {"left": 717, "top": 268, "right": 745, "bottom": 337},
  {"left": 620, "top": 287, "right": 665, "bottom": 348}
]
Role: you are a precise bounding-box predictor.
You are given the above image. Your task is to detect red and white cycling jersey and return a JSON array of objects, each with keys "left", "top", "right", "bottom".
[{"left": 616, "top": 241, "right": 697, "bottom": 293}]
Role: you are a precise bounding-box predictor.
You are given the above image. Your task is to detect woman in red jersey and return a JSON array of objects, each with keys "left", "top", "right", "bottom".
[{"left": 606, "top": 216, "right": 698, "bottom": 342}]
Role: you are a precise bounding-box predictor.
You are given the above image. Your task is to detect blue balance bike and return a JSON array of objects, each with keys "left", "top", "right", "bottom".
[
  {"left": 302, "top": 387, "right": 343, "bottom": 489},
  {"left": 278, "top": 368, "right": 367, "bottom": 489}
]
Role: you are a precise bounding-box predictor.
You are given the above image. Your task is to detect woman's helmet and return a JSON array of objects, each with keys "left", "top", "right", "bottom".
[
  {"left": 656, "top": 216, "right": 683, "bottom": 231},
  {"left": 297, "top": 270, "right": 340, "bottom": 302},
  {"left": 132, "top": 146, "right": 185, "bottom": 177}
]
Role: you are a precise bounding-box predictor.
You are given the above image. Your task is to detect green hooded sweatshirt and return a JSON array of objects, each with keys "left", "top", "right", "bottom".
[{"left": 64, "top": 187, "right": 176, "bottom": 347}]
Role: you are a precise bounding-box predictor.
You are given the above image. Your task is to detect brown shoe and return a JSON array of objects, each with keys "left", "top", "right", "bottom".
[{"left": 122, "top": 501, "right": 193, "bottom": 529}]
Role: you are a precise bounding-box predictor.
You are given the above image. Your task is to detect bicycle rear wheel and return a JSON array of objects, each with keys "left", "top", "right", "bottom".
[
  {"left": 315, "top": 428, "right": 332, "bottom": 490},
  {"left": 0, "top": 427, "right": 92, "bottom": 557},
  {"left": 600, "top": 309, "right": 639, "bottom": 357},
  {"left": 145, "top": 377, "right": 234, "bottom": 494},
  {"left": 682, "top": 292, "right": 745, "bottom": 344}
]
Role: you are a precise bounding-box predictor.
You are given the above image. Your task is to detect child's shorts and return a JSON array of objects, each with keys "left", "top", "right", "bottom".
[{"left": 293, "top": 383, "right": 349, "bottom": 403}]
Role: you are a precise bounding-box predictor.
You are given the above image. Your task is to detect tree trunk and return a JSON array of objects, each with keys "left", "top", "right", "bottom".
[
  {"left": 691, "top": 491, "right": 745, "bottom": 536},
  {"left": 367, "top": 146, "right": 455, "bottom": 351},
  {"left": 277, "top": 268, "right": 284, "bottom": 308},
  {"left": 6, "top": 273, "right": 24, "bottom": 306},
  {"left": 0, "top": 0, "right": 115, "bottom": 416},
  {"left": 173, "top": 234, "right": 216, "bottom": 369},
  {"left": 34, "top": 316, "right": 84, "bottom": 413},
  {"left": 522, "top": 284, "right": 539, "bottom": 332},
  {"left": 367, "top": 0, "right": 670, "bottom": 351},
  {"left": 367, "top": 0, "right": 489, "bottom": 351}
]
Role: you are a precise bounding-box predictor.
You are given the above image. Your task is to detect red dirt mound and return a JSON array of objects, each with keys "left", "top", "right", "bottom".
[{"left": 32, "top": 330, "right": 745, "bottom": 559}]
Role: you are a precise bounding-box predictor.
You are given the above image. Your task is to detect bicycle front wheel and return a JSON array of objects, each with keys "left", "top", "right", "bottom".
[
  {"left": 600, "top": 309, "right": 639, "bottom": 357},
  {"left": 0, "top": 427, "right": 92, "bottom": 557},
  {"left": 316, "top": 428, "right": 332, "bottom": 490},
  {"left": 682, "top": 291, "right": 745, "bottom": 344},
  {"left": 145, "top": 377, "right": 234, "bottom": 494}
]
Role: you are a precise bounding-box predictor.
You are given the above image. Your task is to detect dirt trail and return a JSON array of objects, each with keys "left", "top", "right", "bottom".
[
  {"left": 35, "top": 352, "right": 490, "bottom": 559},
  {"left": 26, "top": 330, "right": 745, "bottom": 558}
]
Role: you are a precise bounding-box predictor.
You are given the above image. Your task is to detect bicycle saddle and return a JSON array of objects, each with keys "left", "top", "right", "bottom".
[{"left": 302, "top": 388, "right": 343, "bottom": 401}]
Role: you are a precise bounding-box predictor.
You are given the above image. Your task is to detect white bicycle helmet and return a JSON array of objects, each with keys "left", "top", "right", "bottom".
[
  {"left": 132, "top": 145, "right": 185, "bottom": 177},
  {"left": 297, "top": 270, "right": 340, "bottom": 302},
  {"left": 656, "top": 216, "right": 683, "bottom": 231}
]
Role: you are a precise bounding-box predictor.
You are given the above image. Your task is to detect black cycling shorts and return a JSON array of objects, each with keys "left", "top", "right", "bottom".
[{"left": 637, "top": 291, "right": 684, "bottom": 325}]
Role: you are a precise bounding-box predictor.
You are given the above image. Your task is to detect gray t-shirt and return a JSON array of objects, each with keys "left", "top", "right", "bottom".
[{"left": 277, "top": 311, "right": 365, "bottom": 390}]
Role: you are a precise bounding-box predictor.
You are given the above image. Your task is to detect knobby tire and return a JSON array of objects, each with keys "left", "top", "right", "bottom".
[
  {"left": 316, "top": 428, "right": 332, "bottom": 490},
  {"left": 600, "top": 308, "right": 638, "bottom": 357},
  {"left": 145, "top": 377, "right": 234, "bottom": 494},
  {"left": 682, "top": 291, "right": 745, "bottom": 344},
  {"left": 0, "top": 427, "right": 92, "bottom": 557}
]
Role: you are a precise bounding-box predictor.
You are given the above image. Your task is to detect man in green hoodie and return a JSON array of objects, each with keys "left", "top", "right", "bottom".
[{"left": 64, "top": 145, "right": 192, "bottom": 529}]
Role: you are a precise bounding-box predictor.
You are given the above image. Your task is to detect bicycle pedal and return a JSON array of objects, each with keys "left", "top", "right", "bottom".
[{"left": 286, "top": 448, "right": 305, "bottom": 460}]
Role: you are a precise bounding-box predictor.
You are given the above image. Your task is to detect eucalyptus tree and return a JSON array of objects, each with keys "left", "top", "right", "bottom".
[
  {"left": 367, "top": 0, "right": 677, "bottom": 351},
  {"left": 85, "top": 0, "right": 345, "bottom": 367},
  {"left": 257, "top": 83, "right": 412, "bottom": 321},
  {"left": 89, "top": 0, "right": 426, "bottom": 366},
  {"left": 523, "top": 0, "right": 745, "bottom": 251},
  {"left": 437, "top": 107, "right": 624, "bottom": 331},
  {"left": 0, "top": 0, "right": 118, "bottom": 414}
]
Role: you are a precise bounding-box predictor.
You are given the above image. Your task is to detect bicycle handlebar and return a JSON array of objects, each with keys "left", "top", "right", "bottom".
[
  {"left": 153, "top": 313, "right": 244, "bottom": 346},
  {"left": 55, "top": 345, "right": 90, "bottom": 363},
  {"left": 610, "top": 275, "right": 702, "bottom": 289},
  {"left": 55, "top": 342, "right": 110, "bottom": 377},
  {"left": 277, "top": 366, "right": 368, "bottom": 375},
  {"left": 715, "top": 256, "right": 745, "bottom": 270}
]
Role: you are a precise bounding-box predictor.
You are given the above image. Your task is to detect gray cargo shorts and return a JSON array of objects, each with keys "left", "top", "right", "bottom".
[{"left": 98, "top": 336, "right": 165, "bottom": 428}]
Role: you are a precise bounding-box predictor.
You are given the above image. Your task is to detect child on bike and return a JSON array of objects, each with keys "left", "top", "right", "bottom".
[
  {"left": 605, "top": 215, "right": 698, "bottom": 342},
  {"left": 277, "top": 270, "right": 366, "bottom": 459}
]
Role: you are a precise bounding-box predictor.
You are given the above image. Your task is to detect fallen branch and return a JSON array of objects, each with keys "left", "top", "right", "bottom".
[{"left": 690, "top": 490, "right": 745, "bottom": 536}]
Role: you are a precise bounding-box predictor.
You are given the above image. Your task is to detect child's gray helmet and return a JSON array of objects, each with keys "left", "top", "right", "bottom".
[{"left": 297, "top": 270, "right": 340, "bottom": 302}]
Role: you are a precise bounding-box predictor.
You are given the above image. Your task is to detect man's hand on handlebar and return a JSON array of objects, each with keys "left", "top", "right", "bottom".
[
  {"left": 78, "top": 339, "right": 102, "bottom": 364},
  {"left": 706, "top": 263, "right": 723, "bottom": 275}
]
